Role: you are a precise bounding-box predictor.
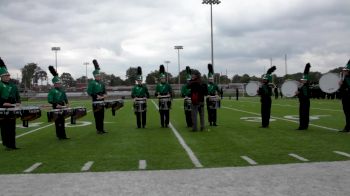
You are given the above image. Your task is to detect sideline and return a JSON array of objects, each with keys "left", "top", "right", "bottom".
[
  {"left": 151, "top": 100, "right": 203, "bottom": 168},
  {"left": 222, "top": 106, "right": 339, "bottom": 131}
]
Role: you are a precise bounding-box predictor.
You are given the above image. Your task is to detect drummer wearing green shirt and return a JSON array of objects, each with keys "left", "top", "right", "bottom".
[
  {"left": 131, "top": 67, "right": 149, "bottom": 128},
  {"left": 181, "top": 66, "right": 192, "bottom": 127},
  {"left": 155, "top": 65, "right": 173, "bottom": 128},
  {"left": 206, "top": 64, "right": 220, "bottom": 126},
  {"left": 48, "top": 66, "right": 69, "bottom": 140},
  {"left": 87, "top": 59, "right": 107, "bottom": 134},
  {"left": 0, "top": 57, "right": 21, "bottom": 150}
]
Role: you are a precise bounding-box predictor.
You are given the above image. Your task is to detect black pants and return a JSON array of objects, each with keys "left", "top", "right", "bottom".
[
  {"left": 342, "top": 97, "right": 350, "bottom": 131},
  {"left": 159, "top": 110, "right": 170, "bottom": 127},
  {"left": 55, "top": 115, "right": 67, "bottom": 139},
  {"left": 261, "top": 97, "right": 272, "bottom": 127},
  {"left": 299, "top": 98, "right": 310, "bottom": 129},
  {"left": 0, "top": 119, "right": 16, "bottom": 148},
  {"left": 135, "top": 112, "right": 146, "bottom": 128},
  {"left": 207, "top": 108, "right": 217, "bottom": 124},
  {"left": 93, "top": 106, "right": 105, "bottom": 132},
  {"left": 185, "top": 110, "right": 192, "bottom": 127}
]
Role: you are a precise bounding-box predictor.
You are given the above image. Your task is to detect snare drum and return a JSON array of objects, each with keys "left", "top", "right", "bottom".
[
  {"left": 208, "top": 96, "right": 220, "bottom": 109},
  {"left": 71, "top": 107, "right": 87, "bottom": 124},
  {"left": 21, "top": 106, "right": 41, "bottom": 127},
  {"left": 134, "top": 99, "right": 146, "bottom": 112},
  {"left": 62, "top": 108, "right": 73, "bottom": 119},
  {"left": 92, "top": 101, "right": 105, "bottom": 112},
  {"left": 184, "top": 98, "right": 192, "bottom": 111},
  {"left": 47, "top": 109, "right": 62, "bottom": 122},
  {"left": 159, "top": 97, "right": 171, "bottom": 110}
]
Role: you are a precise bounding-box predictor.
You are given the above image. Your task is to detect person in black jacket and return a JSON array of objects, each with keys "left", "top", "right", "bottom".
[
  {"left": 187, "top": 71, "right": 207, "bottom": 131},
  {"left": 296, "top": 63, "right": 311, "bottom": 130},
  {"left": 258, "top": 66, "right": 276, "bottom": 128},
  {"left": 339, "top": 59, "right": 350, "bottom": 132}
]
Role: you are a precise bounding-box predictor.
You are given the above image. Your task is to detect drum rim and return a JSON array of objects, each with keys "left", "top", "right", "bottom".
[
  {"left": 319, "top": 72, "right": 340, "bottom": 93},
  {"left": 281, "top": 80, "right": 299, "bottom": 97}
]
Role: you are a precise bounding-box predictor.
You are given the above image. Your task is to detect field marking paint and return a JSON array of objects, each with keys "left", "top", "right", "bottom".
[
  {"left": 333, "top": 151, "right": 350, "bottom": 158},
  {"left": 222, "top": 106, "right": 340, "bottom": 131},
  {"left": 151, "top": 100, "right": 203, "bottom": 168},
  {"left": 241, "top": 156, "right": 258, "bottom": 165},
  {"left": 288, "top": 153, "right": 309, "bottom": 162},
  {"left": 81, "top": 161, "right": 94, "bottom": 171},
  {"left": 23, "top": 162, "right": 42, "bottom": 173},
  {"left": 139, "top": 160, "right": 147, "bottom": 170},
  {"left": 0, "top": 110, "right": 93, "bottom": 144}
]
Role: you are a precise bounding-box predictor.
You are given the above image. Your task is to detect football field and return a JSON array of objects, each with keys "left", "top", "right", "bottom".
[{"left": 1, "top": 97, "right": 349, "bottom": 174}]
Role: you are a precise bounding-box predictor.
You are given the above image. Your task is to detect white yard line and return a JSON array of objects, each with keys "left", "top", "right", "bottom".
[
  {"left": 23, "top": 162, "right": 42, "bottom": 173},
  {"left": 139, "top": 160, "right": 147, "bottom": 170},
  {"left": 288, "top": 153, "right": 309, "bottom": 162},
  {"left": 333, "top": 151, "right": 350, "bottom": 158},
  {"left": 240, "top": 156, "right": 258, "bottom": 165},
  {"left": 222, "top": 106, "right": 339, "bottom": 131},
  {"left": 0, "top": 110, "right": 93, "bottom": 144},
  {"left": 151, "top": 100, "right": 203, "bottom": 168},
  {"left": 81, "top": 161, "right": 94, "bottom": 172}
]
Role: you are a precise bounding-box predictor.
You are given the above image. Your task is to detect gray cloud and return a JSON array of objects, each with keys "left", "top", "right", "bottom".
[{"left": 0, "top": 0, "right": 349, "bottom": 81}]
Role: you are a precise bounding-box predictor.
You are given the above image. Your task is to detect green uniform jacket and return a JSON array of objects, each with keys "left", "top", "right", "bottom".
[
  {"left": 155, "top": 83, "right": 172, "bottom": 96},
  {"left": 131, "top": 84, "right": 150, "bottom": 98},
  {"left": 48, "top": 87, "right": 68, "bottom": 108},
  {"left": 0, "top": 81, "right": 21, "bottom": 106},
  {"left": 207, "top": 83, "right": 220, "bottom": 96},
  {"left": 258, "top": 83, "right": 272, "bottom": 99},
  {"left": 87, "top": 80, "right": 106, "bottom": 101},
  {"left": 181, "top": 84, "right": 191, "bottom": 97}
]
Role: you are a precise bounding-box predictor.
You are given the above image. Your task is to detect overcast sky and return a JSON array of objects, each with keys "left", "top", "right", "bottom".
[{"left": 1, "top": 0, "right": 349, "bottom": 81}]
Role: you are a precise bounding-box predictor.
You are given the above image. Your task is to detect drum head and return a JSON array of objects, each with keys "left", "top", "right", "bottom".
[
  {"left": 281, "top": 80, "right": 299, "bottom": 97},
  {"left": 319, "top": 73, "right": 340, "bottom": 93},
  {"left": 246, "top": 82, "right": 260, "bottom": 96}
]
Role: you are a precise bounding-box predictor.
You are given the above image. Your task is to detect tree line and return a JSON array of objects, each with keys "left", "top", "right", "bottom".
[{"left": 18, "top": 63, "right": 343, "bottom": 89}]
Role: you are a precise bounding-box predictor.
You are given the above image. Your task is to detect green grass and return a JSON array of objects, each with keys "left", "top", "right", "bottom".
[{"left": 0, "top": 97, "right": 349, "bottom": 174}]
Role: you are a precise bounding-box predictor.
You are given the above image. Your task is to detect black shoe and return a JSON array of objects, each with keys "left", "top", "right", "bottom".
[
  {"left": 209, "top": 122, "right": 212, "bottom": 126},
  {"left": 97, "top": 131, "right": 104, "bottom": 134},
  {"left": 213, "top": 123, "right": 217, "bottom": 126},
  {"left": 260, "top": 126, "right": 268, "bottom": 128},
  {"left": 200, "top": 127, "right": 205, "bottom": 131},
  {"left": 102, "top": 130, "right": 108, "bottom": 133},
  {"left": 338, "top": 129, "right": 349, "bottom": 133},
  {"left": 142, "top": 125, "right": 145, "bottom": 128},
  {"left": 165, "top": 124, "right": 168, "bottom": 128}
]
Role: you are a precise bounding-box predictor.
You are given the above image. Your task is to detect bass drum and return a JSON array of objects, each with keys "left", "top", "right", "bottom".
[
  {"left": 319, "top": 73, "right": 340, "bottom": 93},
  {"left": 281, "top": 80, "right": 299, "bottom": 97},
  {"left": 245, "top": 81, "right": 260, "bottom": 96}
]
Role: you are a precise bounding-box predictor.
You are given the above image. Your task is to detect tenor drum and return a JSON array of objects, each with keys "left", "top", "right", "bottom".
[
  {"left": 21, "top": 106, "right": 41, "bottom": 127},
  {"left": 208, "top": 96, "right": 220, "bottom": 109},
  {"left": 0, "top": 108, "right": 21, "bottom": 119},
  {"left": 184, "top": 98, "right": 192, "bottom": 111},
  {"left": 281, "top": 80, "right": 299, "bottom": 97},
  {"left": 246, "top": 81, "right": 260, "bottom": 96},
  {"left": 71, "top": 107, "right": 87, "bottom": 124},
  {"left": 319, "top": 73, "right": 340, "bottom": 93},
  {"left": 134, "top": 99, "right": 146, "bottom": 112},
  {"left": 159, "top": 97, "right": 171, "bottom": 110},
  {"left": 62, "top": 108, "right": 73, "bottom": 119}
]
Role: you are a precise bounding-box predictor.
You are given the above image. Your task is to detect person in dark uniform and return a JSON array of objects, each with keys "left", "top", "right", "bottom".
[
  {"left": 339, "top": 59, "right": 350, "bottom": 132},
  {"left": 87, "top": 59, "right": 107, "bottom": 134},
  {"left": 155, "top": 65, "right": 172, "bottom": 128},
  {"left": 274, "top": 87, "right": 279, "bottom": 99},
  {"left": 296, "top": 63, "right": 311, "bottom": 130},
  {"left": 236, "top": 88, "right": 239, "bottom": 100},
  {"left": 131, "top": 67, "right": 149, "bottom": 128},
  {"left": 48, "top": 66, "right": 70, "bottom": 140},
  {"left": 187, "top": 71, "right": 207, "bottom": 131},
  {"left": 181, "top": 66, "right": 192, "bottom": 128},
  {"left": 258, "top": 66, "right": 276, "bottom": 128},
  {"left": 0, "top": 57, "right": 21, "bottom": 150},
  {"left": 206, "top": 64, "right": 220, "bottom": 126}
]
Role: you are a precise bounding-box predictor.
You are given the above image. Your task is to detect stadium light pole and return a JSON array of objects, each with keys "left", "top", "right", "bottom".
[
  {"left": 164, "top": 60, "right": 171, "bottom": 83},
  {"left": 202, "top": 0, "right": 221, "bottom": 67},
  {"left": 83, "top": 62, "right": 89, "bottom": 85},
  {"left": 51, "top": 47, "right": 61, "bottom": 71},
  {"left": 174, "top": 46, "right": 183, "bottom": 95}
]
